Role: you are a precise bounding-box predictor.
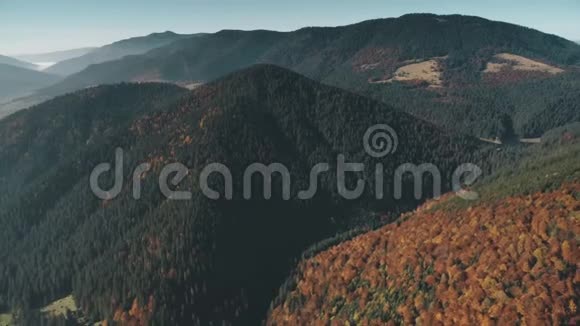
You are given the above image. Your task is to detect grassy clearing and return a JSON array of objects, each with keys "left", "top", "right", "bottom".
[
  {"left": 40, "top": 295, "right": 78, "bottom": 317},
  {"left": 485, "top": 53, "right": 564, "bottom": 74},
  {"left": 0, "top": 313, "right": 13, "bottom": 326},
  {"left": 389, "top": 59, "right": 443, "bottom": 86}
]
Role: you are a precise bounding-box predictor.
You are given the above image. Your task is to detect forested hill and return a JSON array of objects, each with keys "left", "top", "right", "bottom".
[{"left": 0, "top": 65, "right": 485, "bottom": 325}]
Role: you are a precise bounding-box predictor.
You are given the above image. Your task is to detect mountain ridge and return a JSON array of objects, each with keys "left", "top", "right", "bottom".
[
  {"left": 44, "top": 31, "right": 203, "bottom": 76},
  {"left": 0, "top": 55, "right": 37, "bottom": 70},
  {"left": 15, "top": 47, "right": 97, "bottom": 64},
  {"left": 0, "top": 64, "right": 60, "bottom": 107}
]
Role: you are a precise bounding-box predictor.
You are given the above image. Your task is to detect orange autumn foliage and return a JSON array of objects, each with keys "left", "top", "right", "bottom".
[
  {"left": 113, "top": 296, "right": 155, "bottom": 326},
  {"left": 268, "top": 183, "right": 580, "bottom": 325}
]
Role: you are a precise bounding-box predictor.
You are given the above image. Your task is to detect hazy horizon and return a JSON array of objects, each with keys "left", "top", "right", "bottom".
[{"left": 1, "top": 0, "right": 579, "bottom": 56}]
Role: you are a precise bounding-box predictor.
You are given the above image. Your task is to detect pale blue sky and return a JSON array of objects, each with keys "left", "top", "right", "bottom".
[{"left": 1, "top": 0, "right": 579, "bottom": 55}]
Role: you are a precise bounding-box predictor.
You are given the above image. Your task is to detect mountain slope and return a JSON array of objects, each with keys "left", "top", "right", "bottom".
[
  {"left": 45, "top": 32, "right": 199, "bottom": 76},
  {"left": 14, "top": 47, "right": 97, "bottom": 64},
  {"left": 0, "top": 64, "right": 59, "bottom": 105},
  {"left": 0, "top": 65, "right": 484, "bottom": 325},
  {"left": 0, "top": 55, "right": 37, "bottom": 70},
  {"left": 268, "top": 139, "right": 580, "bottom": 325}
]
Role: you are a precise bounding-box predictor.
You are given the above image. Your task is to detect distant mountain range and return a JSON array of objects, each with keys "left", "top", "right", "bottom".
[
  {"left": 0, "top": 32, "right": 204, "bottom": 119},
  {"left": 45, "top": 31, "right": 203, "bottom": 76},
  {"left": 45, "top": 14, "right": 580, "bottom": 92},
  {"left": 0, "top": 64, "right": 60, "bottom": 104},
  {"left": 0, "top": 54, "right": 37, "bottom": 70},
  {"left": 7, "top": 13, "right": 578, "bottom": 139},
  {"left": 14, "top": 47, "right": 97, "bottom": 65}
]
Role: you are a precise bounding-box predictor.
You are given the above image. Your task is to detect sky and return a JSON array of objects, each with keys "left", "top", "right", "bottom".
[{"left": 1, "top": 0, "right": 579, "bottom": 55}]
